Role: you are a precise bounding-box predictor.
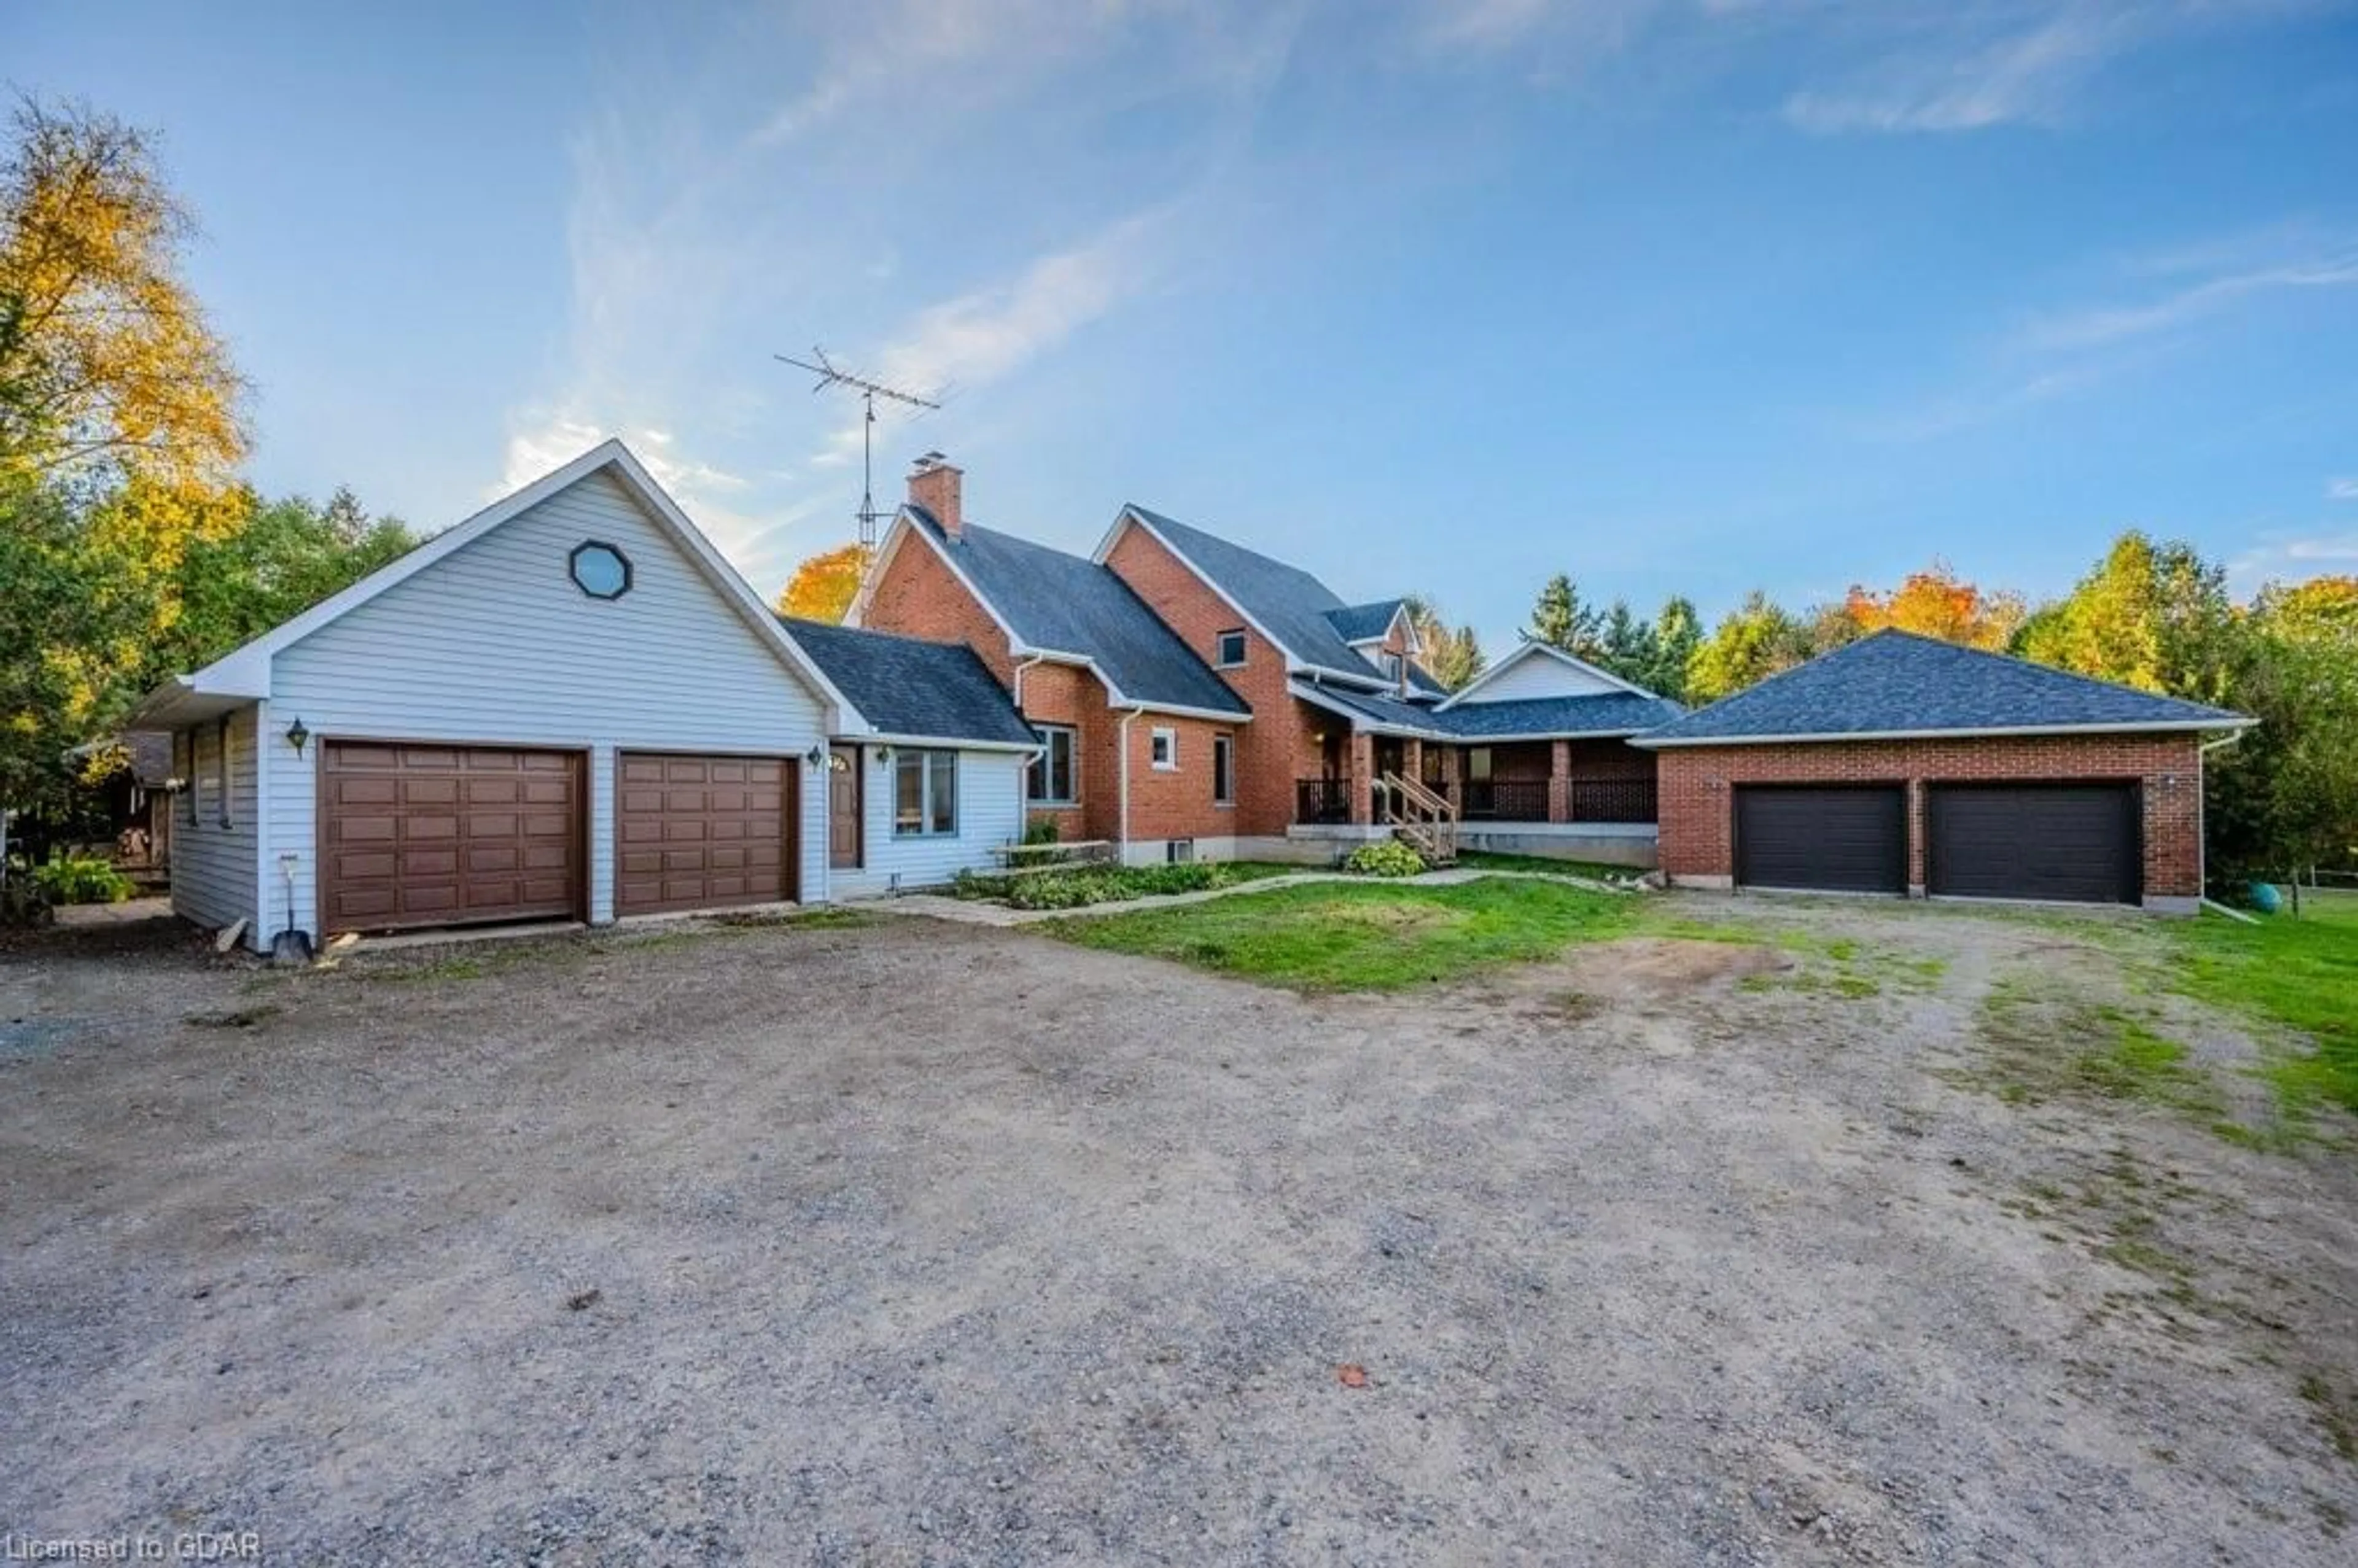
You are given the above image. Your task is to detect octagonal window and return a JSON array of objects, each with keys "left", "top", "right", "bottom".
[{"left": 569, "top": 541, "right": 631, "bottom": 600}]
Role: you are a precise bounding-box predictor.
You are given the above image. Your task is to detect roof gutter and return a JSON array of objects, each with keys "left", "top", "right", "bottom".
[{"left": 1632, "top": 717, "right": 2254, "bottom": 750}]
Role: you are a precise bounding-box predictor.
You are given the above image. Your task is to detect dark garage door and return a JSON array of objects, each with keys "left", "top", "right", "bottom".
[
  {"left": 615, "top": 752, "right": 795, "bottom": 916},
  {"left": 1735, "top": 785, "right": 1907, "bottom": 895},
  {"left": 1928, "top": 783, "right": 2140, "bottom": 906},
  {"left": 321, "top": 742, "right": 583, "bottom": 934}
]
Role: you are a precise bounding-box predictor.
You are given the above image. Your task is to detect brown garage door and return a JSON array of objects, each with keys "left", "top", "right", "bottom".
[
  {"left": 1735, "top": 784, "right": 1908, "bottom": 895},
  {"left": 321, "top": 742, "right": 583, "bottom": 934},
  {"left": 615, "top": 753, "right": 795, "bottom": 917},
  {"left": 1927, "top": 783, "right": 2140, "bottom": 906}
]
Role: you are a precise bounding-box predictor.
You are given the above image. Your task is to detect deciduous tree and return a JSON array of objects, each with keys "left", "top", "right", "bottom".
[
  {"left": 0, "top": 96, "right": 246, "bottom": 483},
  {"left": 776, "top": 541, "right": 871, "bottom": 624},
  {"left": 1401, "top": 594, "right": 1485, "bottom": 691},
  {"left": 1841, "top": 561, "right": 2025, "bottom": 650},
  {"left": 1685, "top": 590, "right": 1810, "bottom": 704}
]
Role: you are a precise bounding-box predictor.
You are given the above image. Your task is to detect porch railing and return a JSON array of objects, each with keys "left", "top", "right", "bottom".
[
  {"left": 1461, "top": 779, "right": 1550, "bottom": 820},
  {"left": 1293, "top": 777, "right": 1351, "bottom": 825},
  {"left": 1568, "top": 777, "right": 1658, "bottom": 823},
  {"left": 1376, "top": 772, "right": 1459, "bottom": 864}
]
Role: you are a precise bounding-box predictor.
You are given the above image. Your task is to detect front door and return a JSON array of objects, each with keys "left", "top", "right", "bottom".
[{"left": 828, "top": 747, "right": 862, "bottom": 870}]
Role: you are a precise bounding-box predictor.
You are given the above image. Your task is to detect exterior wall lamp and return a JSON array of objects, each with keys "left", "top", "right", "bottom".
[
  {"left": 804, "top": 743, "right": 827, "bottom": 769},
  {"left": 286, "top": 717, "right": 309, "bottom": 757}
]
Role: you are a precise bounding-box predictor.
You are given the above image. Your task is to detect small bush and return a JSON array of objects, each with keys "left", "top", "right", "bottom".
[
  {"left": 32, "top": 856, "right": 134, "bottom": 905},
  {"left": 1022, "top": 818, "right": 1062, "bottom": 846},
  {"left": 1343, "top": 840, "right": 1426, "bottom": 878}
]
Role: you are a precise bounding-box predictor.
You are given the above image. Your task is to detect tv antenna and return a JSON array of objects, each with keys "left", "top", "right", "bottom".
[{"left": 777, "top": 347, "right": 941, "bottom": 549}]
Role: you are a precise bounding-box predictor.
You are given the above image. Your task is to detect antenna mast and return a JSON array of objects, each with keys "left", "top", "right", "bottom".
[{"left": 777, "top": 347, "right": 941, "bottom": 550}]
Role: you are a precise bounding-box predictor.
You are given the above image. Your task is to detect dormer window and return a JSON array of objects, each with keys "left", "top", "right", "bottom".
[{"left": 1215, "top": 629, "right": 1247, "bottom": 667}]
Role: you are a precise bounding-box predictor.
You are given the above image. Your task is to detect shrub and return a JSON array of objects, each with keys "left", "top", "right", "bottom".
[
  {"left": 1022, "top": 818, "right": 1062, "bottom": 846},
  {"left": 1344, "top": 840, "right": 1426, "bottom": 878},
  {"left": 32, "top": 856, "right": 134, "bottom": 905}
]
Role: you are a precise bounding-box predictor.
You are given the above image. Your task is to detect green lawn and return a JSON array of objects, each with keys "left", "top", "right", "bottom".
[
  {"left": 2166, "top": 899, "right": 2358, "bottom": 1116},
  {"left": 1454, "top": 848, "right": 1641, "bottom": 882},
  {"left": 1045, "top": 877, "right": 1638, "bottom": 992}
]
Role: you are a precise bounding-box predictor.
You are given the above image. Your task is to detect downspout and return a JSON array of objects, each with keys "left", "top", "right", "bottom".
[
  {"left": 2197, "top": 729, "right": 2246, "bottom": 918},
  {"left": 1011, "top": 652, "right": 1046, "bottom": 709},
  {"left": 1118, "top": 707, "right": 1145, "bottom": 867}
]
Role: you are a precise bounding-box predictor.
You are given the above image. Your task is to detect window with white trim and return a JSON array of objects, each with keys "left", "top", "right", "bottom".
[
  {"left": 1212, "top": 734, "right": 1235, "bottom": 805},
  {"left": 1149, "top": 726, "right": 1177, "bottom": 771},
  {"left": 215, "top": 716, "right": 233, "bottom": 825},
  {"left": 1215, "top": 629, "right": 1247, "bottom": 667},
  {"left": 179, "top": 730, "right": 197, "bottom": 825},
  {"left": 1028, "top": 724, "right": 1077, "bottom": 805},
  {"left": 894, "top": 748, "right": 958, "bottom": 837}
]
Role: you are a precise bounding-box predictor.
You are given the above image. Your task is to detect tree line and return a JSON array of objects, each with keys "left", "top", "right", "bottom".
[{"left": 2, "top": 97, "right": 416, "bottom": 858}]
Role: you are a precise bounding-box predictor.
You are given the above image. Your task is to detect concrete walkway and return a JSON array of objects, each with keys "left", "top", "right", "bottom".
[{"left": 868, "top": 866, "right": 1632, "bottom": 928}]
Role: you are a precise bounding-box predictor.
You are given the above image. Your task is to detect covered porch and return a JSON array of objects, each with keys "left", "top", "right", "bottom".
[
  {"left": 1292, "top": 734, "right": 1659, "bottom": 828},
  {"left": 1288, "top": 724, "right": 1660, "bottom": 869}
]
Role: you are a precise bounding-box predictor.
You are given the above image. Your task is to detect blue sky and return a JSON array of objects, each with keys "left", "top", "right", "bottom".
[{"left": 14, "top": 1, "right": 2358, "bottom": 652}]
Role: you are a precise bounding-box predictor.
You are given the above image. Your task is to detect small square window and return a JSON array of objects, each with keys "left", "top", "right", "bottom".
[
  {"left": 1215, "top": 629, "right": 1247, "bottom": 667},
  {"left": 1150, "top": 727, "right": 1177, "bottom": 771}
]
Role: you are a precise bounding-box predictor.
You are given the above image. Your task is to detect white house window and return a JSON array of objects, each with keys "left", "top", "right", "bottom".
[
  {"left": 895, "top": 748, "right": 958, "bottom": 837},
  {"left": 1028, "top": 724, "right": 1077, "bottom": 805},
  {"left": 1215, "top": 629, "right": 1247, "bottom": 667},
  {"left": 1149, "top": 726, "right": 1177, "bottom": 771},
  {"left": 569, "top": 540, "right": 632, "bottom": 599},
  {"left": 1213, "top": 734, "right": 1235, "bottom": 805},
  {"left": 215, "top": 716, "right": 232, "bottom": 825}
]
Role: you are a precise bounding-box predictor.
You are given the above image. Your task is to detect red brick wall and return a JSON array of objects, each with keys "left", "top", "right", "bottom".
[
  {"left": 862, "top": 532, "right": 1015, "bottom": 686},
  {"left": 1656, "top": 733, "right": 2204, "bottom": 899},
  {"left": 866, "top": 525, "right": 1239, "bottom": 849},
  {"left": 1103, "top": 520, "right": 1299, "bottom": 836}
]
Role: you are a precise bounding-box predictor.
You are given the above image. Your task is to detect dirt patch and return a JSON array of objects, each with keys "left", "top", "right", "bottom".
[
  {"left": 1325, "top": 900, "right": 1464, "bottom": 935},
  {"left": 2, "top": 899, "right": 2352, "bottom": 1563},
  {"left": 1546, "top": 934, "right": 1793, "bottom": 999}
]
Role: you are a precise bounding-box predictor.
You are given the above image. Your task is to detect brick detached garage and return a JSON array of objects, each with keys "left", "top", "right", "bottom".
[{"left": 1632, "top": 631, "right": 2251, "bottom": 915}]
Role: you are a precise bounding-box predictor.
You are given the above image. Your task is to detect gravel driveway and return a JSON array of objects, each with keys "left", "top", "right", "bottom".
[{"left": 2, "top": 898, "right": 2352, "bottom": 1565}]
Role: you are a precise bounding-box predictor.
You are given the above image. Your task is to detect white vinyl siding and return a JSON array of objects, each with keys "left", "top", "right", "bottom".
[
  {"left": 258, "top": 469, "right": 830, "bottom": 945},
  {"left": 1460, "top": 650, "right": 1624, "bottom": 703},
  {"left": 170, "top": 706, "right": 259, "bottom": 933},
  {"left": 833, "top": 747, "right": 1024, "bottom": 898}
]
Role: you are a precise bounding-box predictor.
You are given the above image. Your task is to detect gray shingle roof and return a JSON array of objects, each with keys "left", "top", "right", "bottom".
[
  {"left": 1324, "top": 599, "right": 1406, "bottom": 643},
  {"left": 1636, "top": 630, "right": 2247, "bottom": 747},
  {"left": 906, "top": 508, "right": 1248, "bottom": 716},
  {"left": 1298, "top": 683, "right": 1683, "bottom": 739},
  {"left": 1125, "top": 506, "right": 1388, "bottom": 680},
  {"left": 780, "top": 616, "right": 1040, "bottom": 747},
  {"left": 1436, "top": 692, "right": 1687, "bottom": 738}
]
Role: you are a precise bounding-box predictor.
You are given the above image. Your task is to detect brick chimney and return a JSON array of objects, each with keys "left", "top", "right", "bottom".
[{"left": 908, "top": 452, "right": 963, "bottom": 540}]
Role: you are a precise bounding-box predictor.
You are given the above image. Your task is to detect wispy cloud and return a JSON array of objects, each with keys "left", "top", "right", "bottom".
[
  {"left": 805, "top": 208, "right": 1175, "bottom": 467},
  {"left": 2329, "top": 476, "right": 2358, "bottom": 501},
  {"left": 1786, "top": 8, "right": 2125, "bottom": 134},
  {"left": 2017, "top": 247, "right": 2358, "bottom": 351},
  {"left": 2230, "top": 530, "right": 2358, "bottom": 584},
  {"left": 1782, "top": 1, "right": 2329, "bottom": 137}
]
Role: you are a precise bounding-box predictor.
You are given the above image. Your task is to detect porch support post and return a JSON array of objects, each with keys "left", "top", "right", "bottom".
[
  {"left": 1442, "top": 744, "right": 1463, "bottom": 802},
  {"left": 1403, "top": 737, "right": 1423, "bottom": 793},
  {"left": 1349, "top": 731, "right": 1374, "bottom": 825},
  {"left": 1549, "top": 739, "right": 1571, "bottom": 823}
]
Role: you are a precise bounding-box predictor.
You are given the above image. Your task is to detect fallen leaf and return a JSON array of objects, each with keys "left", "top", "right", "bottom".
[{"left": 1336, "top": 1363, "right": 1369, "bottom": 1388}]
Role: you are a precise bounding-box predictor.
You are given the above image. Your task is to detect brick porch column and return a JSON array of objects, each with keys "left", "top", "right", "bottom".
[
  {"left": 1403, "top": 738, "right": 1423, "bottom": 794},
  {"left": 1349, "top": 732, "right": 1374, "bottom": 825},
  {"left": 1441, "top": 745, "right": 1463, "bottom": 802},
  {"left": 1549, "top": 739, "right": 1571, "bottom": 823}
]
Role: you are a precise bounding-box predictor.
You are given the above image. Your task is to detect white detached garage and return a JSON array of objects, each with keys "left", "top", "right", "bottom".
[{"left": 126, "top": 440, "right": 919, "bottom": 950}]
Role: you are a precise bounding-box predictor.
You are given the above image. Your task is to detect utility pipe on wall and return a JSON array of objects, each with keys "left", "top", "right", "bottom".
[{"left": 1117, "top": 707, "right": 1144, "bottom": 867}]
